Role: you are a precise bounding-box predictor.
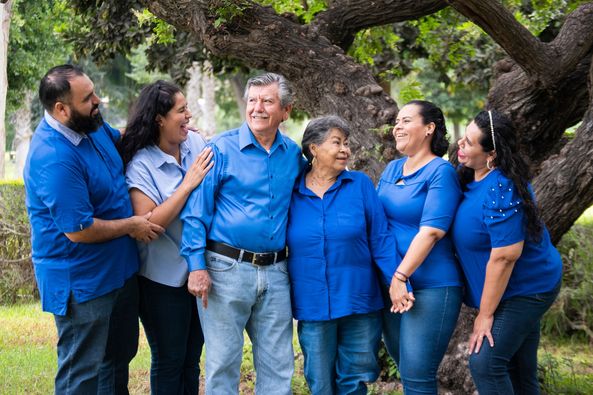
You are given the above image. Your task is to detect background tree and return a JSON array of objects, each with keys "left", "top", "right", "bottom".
[{"left": 0, "top": 0, "right": 12, "bottom": 179}]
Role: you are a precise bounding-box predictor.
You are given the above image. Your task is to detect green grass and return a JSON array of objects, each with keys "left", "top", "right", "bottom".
[
  {"left": 3, "top": 303, "right": 592, "bottom": 394},
  {"left": 0, "top": 303, "right": 310, "bottom": 394}
]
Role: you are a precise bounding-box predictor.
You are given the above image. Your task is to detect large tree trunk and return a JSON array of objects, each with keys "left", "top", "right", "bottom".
[
  {"left": 0, "top": 0, "right": 13, "bottom": 179},
  {"left": 11, "top": 90, "right": 33, "bottom": 179}
]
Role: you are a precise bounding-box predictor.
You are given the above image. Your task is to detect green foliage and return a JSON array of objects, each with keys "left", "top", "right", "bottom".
[
  {"left": 257, "top": 0, "right": 327, "bottom": 23},
  {"left": 7, "top": 0, "right": 73, "bottom": 112},
  {"left": 134, "top": 9, "right": 176, "bottom": 45},
  {"left": 0, "top": 181, "right": 35, "bottom": 305},
  {"left": 538, "top": 352, "right": 593, "bottom": 394},
  {"left": 543, "top": 220, "right": 593, "bottom": 343},
  {"left": 210, "top": 0, "right": 250, "bottom": 29}
]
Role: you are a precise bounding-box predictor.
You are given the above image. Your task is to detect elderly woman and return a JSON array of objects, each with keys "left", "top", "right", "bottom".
[
  {"left": 287, "top": 115, "right": 398, "bottom": 394},
  {"left": 452, "top": 110, "right": 562, "bottom": 394},
  {"left": 377, "top": 100, "right": 463, "bottom": 394},
  {"left": 118, "top": 80, "right": 213, "bottom": 394}
]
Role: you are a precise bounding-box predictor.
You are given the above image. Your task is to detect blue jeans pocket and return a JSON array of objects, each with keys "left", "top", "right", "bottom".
[{"left": 206, "top": 254, "right": 237, "bottom": 272}]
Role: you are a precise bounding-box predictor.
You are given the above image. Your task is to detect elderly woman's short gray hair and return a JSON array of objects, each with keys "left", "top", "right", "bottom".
[
  {"left": 301, "top": 115, "right": 351, "bottom": 163},
  {"left": 243, "top": 72, "right": 293, "bottom": 108}
]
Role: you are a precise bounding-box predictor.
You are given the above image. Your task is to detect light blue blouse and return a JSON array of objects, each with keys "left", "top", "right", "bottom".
[{"left": 125, "top": 132, "right": 207, "bottom": 287}]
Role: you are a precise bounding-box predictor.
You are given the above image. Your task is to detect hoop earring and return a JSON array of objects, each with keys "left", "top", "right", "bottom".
[{"left": 486, "top": 158, "right": 494, "bottom": 170}]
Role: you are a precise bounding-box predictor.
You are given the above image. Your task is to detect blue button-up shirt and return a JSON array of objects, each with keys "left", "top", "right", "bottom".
[
  {"left": 24, "top": 113, "right": 139, "bottom": 315},
  {"left": 126, "top": 132, "right": 207, "bottom": 286},
  {"left": 180, "top": 123, "right": 305, "bottom": 271},
  {"left": 287, "top": 170, "right": 398, "bottom": 321}
]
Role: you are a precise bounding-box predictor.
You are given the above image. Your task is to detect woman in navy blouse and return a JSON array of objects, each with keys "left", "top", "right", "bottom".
[
  {"left": 377, "top": 100, "right": 463, "bottom": 394},
  {"left": 452, "top": 110, "right": 562, "bottom": 394},
  {"left": 119, "top": 81, "right": 213, "bottom": 394},
  {"left": 287, "top": 115, "right": 398, "bottom": 394}
]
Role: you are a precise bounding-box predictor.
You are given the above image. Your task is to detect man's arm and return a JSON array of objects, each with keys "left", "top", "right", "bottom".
[{"left": 65, "top": 213, "right": 164, "bottom": 244}]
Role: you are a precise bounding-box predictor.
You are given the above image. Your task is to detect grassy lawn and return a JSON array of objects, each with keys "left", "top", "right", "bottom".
[
  {"left": 3, "top": 304, "right": 592, "bottom": 394},
  {"left": 0, "top": 303, "right": 312, "bottom": 394}
]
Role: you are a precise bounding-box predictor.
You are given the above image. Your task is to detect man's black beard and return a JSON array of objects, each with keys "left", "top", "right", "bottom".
[{"left": 66, "top": 106, "right": 104, "bottom": 134}]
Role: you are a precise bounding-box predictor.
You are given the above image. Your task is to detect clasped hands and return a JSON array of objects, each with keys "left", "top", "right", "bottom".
[{"left": 389, "top": 277, "right": 415, "bottom": 313}]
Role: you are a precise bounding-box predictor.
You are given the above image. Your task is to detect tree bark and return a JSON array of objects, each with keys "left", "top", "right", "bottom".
[
  {"left": 0, "top": 0, "right": 13, "bottom": 179},
  {"left": 11, "top": 90, "right": 33, "bottom": 179},
  {"left": 534, "top": 53, "right": 593, "bottom": 244},
  {"left": 142, "top": 0, "right": 450, "bottom": 179}
]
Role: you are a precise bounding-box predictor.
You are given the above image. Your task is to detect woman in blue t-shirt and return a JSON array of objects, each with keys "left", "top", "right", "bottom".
[
  {"left": 377, "top": 100, "right": 463, "bottom": 394},
  {"left": 119, "top": 81, "right": 213, "bottom": 394},
  {"left": 287, "top": 115, "right": 398, "bottom": 394},
  {"left": 452, "top": 110, "right": 562, "bottom": 394}
]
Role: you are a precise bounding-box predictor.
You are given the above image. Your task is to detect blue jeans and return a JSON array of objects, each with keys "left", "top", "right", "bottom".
[
  {"left": 54, "top": 275, "right": 139, "bottom": 395},
  {"left": 138, "top": 276, "right": 204, "bottom": 395},
  {"left": 382, "top": 286, "right": 462, "bottom": 395},
  {"left": 469, "top": 282, "right": 561, "bottom": 395},
  {"left": 197, "top": 251, "right": 294, "bottom": 395},
  {"left": 298, "top": 312, "right": 382, "bottom": 395}
]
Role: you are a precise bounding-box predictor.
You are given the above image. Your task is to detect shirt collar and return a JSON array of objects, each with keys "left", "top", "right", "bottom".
[
  {"left": 146, "top": 138, "right": 192, "bottom": 168},
  {"left": 44, "top": 111, "right": 86, "bottom": 146},
  {"left": 238, "top": 122, "right": 288, "bottom": 152}
]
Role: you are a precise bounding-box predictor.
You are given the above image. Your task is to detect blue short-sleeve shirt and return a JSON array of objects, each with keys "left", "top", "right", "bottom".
[
  {"left": 377, "top": 157, "right": 463, "bottom": 289},
  {"left": 125, "top": 132, "right": 207, "bottom": 287},
  {"left": 451, "top": 169, "right": 563, "bottom": 308},
  {"left": 287, "top": 170, "right": 398, "bottom": 321},
  {"left": 24, "top": 113, "right": 139, "bottom": 316}
]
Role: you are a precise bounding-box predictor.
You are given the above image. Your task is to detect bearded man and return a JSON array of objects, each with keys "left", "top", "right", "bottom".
[{"left": 23, "top": 64, "right": 163, "bottom": 394}]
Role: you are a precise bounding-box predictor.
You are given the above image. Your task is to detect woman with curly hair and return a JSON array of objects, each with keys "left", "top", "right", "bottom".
[{"left": 452, "top": 110, "right": 562, "bottom": 394}]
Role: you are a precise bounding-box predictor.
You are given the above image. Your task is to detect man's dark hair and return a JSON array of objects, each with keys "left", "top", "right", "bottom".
[{"left": 39, "top": 64, "right": 86, "bottom": 112}]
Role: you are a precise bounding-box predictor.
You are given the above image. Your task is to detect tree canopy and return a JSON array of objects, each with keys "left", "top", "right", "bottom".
[{"left": 38, "top": 0, "right": 593, "bottom": 244}]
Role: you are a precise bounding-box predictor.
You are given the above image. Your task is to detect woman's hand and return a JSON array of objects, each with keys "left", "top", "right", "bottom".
[
  {"left": 180, "top": 147, "right": 214, "bottom": 193},
  {"left": 389, "top": 277, "right": 415, "bottom": 313},
  {"left": 468, "top": 312, "right": 494, "bottom": 354}
]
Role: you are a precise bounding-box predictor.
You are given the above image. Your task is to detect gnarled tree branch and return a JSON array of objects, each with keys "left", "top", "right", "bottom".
[
  {"left": 447, "top": 0, "right": 554, "bottom": 84},
  {"left": 312, "top": 0, "right": 447, "bottom": 49},
  {"left": 534, "top": 52, "right": 593, "bottom": 243}
]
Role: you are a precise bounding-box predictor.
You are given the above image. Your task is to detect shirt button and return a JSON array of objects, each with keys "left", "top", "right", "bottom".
[{"left": 270, "top": 175, "right": 273, "bottom": 179}]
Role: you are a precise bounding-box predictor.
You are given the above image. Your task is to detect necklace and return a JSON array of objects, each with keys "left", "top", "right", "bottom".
[{"left": 307, "top": 172, "right": 337, "bottom": 187}]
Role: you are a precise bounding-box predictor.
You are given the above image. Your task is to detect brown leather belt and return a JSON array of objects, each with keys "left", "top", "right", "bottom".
[{"left": 206, "top": 240, "right": 287, "bottom": 266}]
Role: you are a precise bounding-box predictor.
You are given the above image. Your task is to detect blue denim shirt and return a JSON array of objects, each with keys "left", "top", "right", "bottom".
[
  {"left": 180, "top": 123, "right": 305, "bottom": 271},
  {"left": 24, "top": 113, "right": 139, "bottom": 315},
  {"left": 125, "top": 132, "right": 207, "bottom": 286},
  {"left": 287, "top": 170, "right": 398, "bottom": 321}
]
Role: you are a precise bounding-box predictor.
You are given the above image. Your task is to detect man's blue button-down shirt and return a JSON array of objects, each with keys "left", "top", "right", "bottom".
[
  {"left": 180, "top": 123, "right": 305, "bottom": 271},
  {"left": 24, "top": 113, "right": 139, "bottom": 315}
]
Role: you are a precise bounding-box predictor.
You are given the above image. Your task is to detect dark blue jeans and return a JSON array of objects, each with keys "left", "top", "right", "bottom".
[
  {"left": 54, "top": 275, "right": 139, "bottom": 395},
  {"left": 382, "top": 286, "right": 462, "bottom": 395},
  {"left": 138, "top": 276, "right": 204, "bottom": 395},
  {"left": 469, "top": 282, "right": 561, "bottom": 395},
  {"left": 298, "top": 312, "right": 382, "bottom": 395}
]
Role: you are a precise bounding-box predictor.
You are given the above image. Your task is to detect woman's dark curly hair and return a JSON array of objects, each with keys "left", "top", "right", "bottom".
[
  {"left": 405, "top": 100, "right": 450, "bottom": 157},
  {"left": 118, "top": 80, "right": 182, "bottom": 167},
  {"left": 458, "top": 110, "right": 543, "bottom": 241}
]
